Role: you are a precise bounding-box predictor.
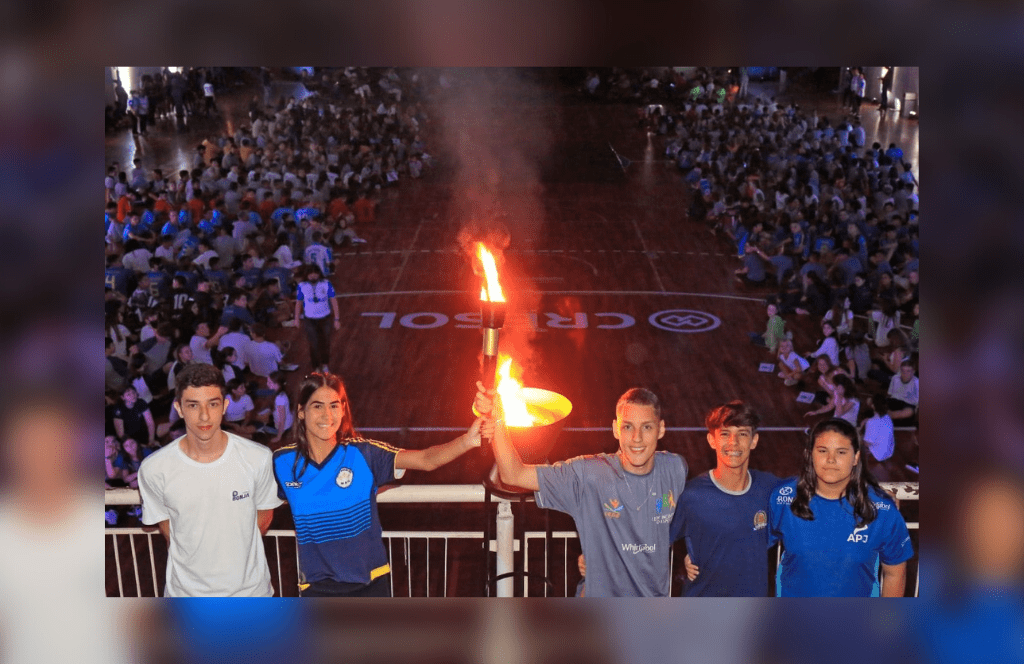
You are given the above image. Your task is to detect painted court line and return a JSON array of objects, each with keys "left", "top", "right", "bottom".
[
  {"left": 340, "top": 248, "right": 733, "bottom": 257},
  {"left": 333, "top": 289, "right": 765, "bottom": 303},
  {"left": 390, "top": 219, "right": 425, "bottom": 292},
  {"left": 358, "top": 426, "right": 918, "bottom": 433},
  {"left": 631, "top": 217, "right": 666, "bottom": 293}
]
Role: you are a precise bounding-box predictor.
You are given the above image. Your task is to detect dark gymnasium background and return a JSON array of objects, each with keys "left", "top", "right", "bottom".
[{"left": 0, "top": 3, "right": 1021, "bottom": 664}]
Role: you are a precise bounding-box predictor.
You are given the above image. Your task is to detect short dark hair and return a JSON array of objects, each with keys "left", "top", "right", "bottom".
[
  {"left": 174, "top": 363, "right": 226, "bottom": 401},
  {"left": 705, "top": 400, "right": 761, "bottom": 433},
  {"left": 616, "top": 388, "right": 661, "bottom": 421}
]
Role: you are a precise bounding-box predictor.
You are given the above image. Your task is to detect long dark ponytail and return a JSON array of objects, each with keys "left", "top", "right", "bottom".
[
  {"left": 790, "top": 418, "right": 886, "bottom": 526},
  {"left": 289, "top": 371, "right": 356, "bottom": 481}
]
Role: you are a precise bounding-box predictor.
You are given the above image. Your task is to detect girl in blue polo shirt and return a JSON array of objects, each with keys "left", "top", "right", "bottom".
[{"left": 769, "top": 418, "right": 913, "bottom": 596}]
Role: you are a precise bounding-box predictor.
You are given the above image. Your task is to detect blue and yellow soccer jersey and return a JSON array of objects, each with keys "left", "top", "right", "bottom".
[{"left": 273, "top": 438, "right": 400, "bottom": 587}]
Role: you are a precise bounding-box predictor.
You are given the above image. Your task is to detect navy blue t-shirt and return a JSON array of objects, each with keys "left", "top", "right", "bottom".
[
  {"left": 220, "top": 304, "right": 255, "bottom": 328},
  {"left": 671, "top": 470, "right": 782, "bottom": 596},
  {"left": 105, "top": 266, "right": 134, "bottom": 296}
]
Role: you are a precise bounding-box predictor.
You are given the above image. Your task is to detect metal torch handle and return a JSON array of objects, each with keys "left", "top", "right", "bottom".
[{"left": 481, "top": 328, "right": 500, "bottom": 448}]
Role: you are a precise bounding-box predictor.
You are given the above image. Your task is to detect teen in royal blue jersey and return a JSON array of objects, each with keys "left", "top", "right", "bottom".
[
  {"left": 769, "top": 418, "right": 913, "bottom": 596},
  {"left": 273, "top": 372, "right": 487, "bottom": 597}
]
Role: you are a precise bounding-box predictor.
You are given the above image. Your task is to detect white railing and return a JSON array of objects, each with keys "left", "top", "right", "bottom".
[{"left": 105, "top": 482, "right": 918, "bottom": 597}]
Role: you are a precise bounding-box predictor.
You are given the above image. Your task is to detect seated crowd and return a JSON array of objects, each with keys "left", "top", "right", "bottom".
[
  {"left": 106, "top": 67, "right": 919, "bottom": 494},
  {"left": 105, "top": 68, "right": 438, "bottom": 500},
  {"left": 625, "top": 67, "right": 919, "bottom": 469}
]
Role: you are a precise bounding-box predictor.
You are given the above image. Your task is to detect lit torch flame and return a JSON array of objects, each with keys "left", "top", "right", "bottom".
[
  {"left": 496, "top": 357, "right": 535, "bottom": 426},
  {"left": 477, "top": 243, "right": 505, "bottom": 303}
]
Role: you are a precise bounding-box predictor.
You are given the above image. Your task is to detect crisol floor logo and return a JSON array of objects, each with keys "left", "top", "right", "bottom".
[
  {"left": 648, "top": 309, "right": 721, "bottom": 333},
  {"left": 360, "top": 309, "right": 724, "bottom": 333}
]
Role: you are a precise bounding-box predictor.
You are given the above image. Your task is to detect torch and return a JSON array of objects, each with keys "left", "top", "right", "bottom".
[{"left": 477, "top": 243, "right": 506, "bottom": 447}]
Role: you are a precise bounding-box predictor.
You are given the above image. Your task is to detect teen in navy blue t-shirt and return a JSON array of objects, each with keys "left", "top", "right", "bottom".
[{"left": 671, "top": 401, "right": 782, "bottom": 596}]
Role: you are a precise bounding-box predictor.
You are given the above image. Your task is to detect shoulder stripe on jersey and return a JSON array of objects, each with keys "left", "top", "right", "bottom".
[
  {"left": 273, "top": 444, "right": 298, "bottom": 456},
  {"left": 346, "top": 436, "right": 402, "bottom": 453}
]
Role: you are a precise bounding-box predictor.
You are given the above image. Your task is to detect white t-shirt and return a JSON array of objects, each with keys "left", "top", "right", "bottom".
[
  {"left": 154, "top": 244, "right": 175, "bottom": 262},
  {"left": 811, "top": 336, "right": 840, "bottom": 368},
  {"left": 131, "top": 376, "right": 154, "bottom": 404},
  {"left": 778, "top": 350, "right": 810, "bottom": 373},
  {"left": 122, "top": 248, "right": 153, "bottom": 273},
  {"left": 108, "top": 324, "right": 131, "bottom": 359},
  {"left": 863, "top": 414, "right": 895, "bottom": 461},
  {"left": 0, "top": 493, "right": 124, "bottom": 664},
  {"left": 218, "top": 332, "right": 252, "bottom": 368},
  {"left": 245, "top": 340, "right": 282, "bottom": 377},
  {"left": 193, "top": 249, "right": 219, "bottom": 271},
  {"left": 225, "top": 393, "right": 254, "bottom": 422},
  {"left": 273, "top": 244, "right": 302, "bottom": 269},
  {"left": 888, "top": 375, "right": 919, "bottom": 406},
  {"left": 138, "top": 432, "right": 282, "bottom": 597},
  {"left": 190, "top": 334, "right": 214, "bottom": 365},
  {"left": 836, "top": 397, "right": 860, "bottom": 426},
  {"left": 273, "top": 392, "right": 293, "bottom": 432}
]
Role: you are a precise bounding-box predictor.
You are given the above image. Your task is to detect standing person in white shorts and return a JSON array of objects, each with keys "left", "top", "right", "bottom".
[{"left": 138, "top": 363, "right": 282, "bottom": 596}]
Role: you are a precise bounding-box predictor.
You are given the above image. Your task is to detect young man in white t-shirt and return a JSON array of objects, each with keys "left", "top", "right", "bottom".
[
  {"left": 243, "top": 323, "right": 284, "bottom": 378},
  {"left": 189, "top": 320, "right": 226, "bottom": 365},
  {"left": 137, "top": 363, "right": 281, "bottom": 596}
]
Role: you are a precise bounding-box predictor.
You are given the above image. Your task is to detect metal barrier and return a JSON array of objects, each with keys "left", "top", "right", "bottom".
[{"left": 105, "top": 482, "right": 918, "bottom": 597}]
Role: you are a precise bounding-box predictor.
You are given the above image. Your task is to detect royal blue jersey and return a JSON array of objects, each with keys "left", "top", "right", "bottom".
[
  {"left": 177, "top": 235, "right": 200, "bottom": 260},
  {"left": 220, "top": 304, "right": 255, "bottom": 328},
  {"left": 885, "top": 146, "right": 904, "bottom": 162},
  {"left": 295, "top": 207, "right": 320, "bottom": 221},
  {"left": 769, "top": 478, "right": 914, "bottom": 597},
  {"left": 273, "top": 438, "right": 400, "bottom": 586},
  {"left": 271, "top": 207, "right": 294, "bottom": 221},
  {"left": 671, "top": 470, "right": 782, "bottom": 596},
  {"left": 146, "top": 269, "right": 172, "bottom": 300},
  {"left": 737, "top": 230, "right": 751, "bottom": 258},
  {"left": 262, "top": 266, "right": 294, "bottom": 296},
  {"left": 203, "top": 269, "right": 229, "bottom": 291},
  {"left": 174, "top": 269, "right": 200, "bottom": 294},
  {"left": 813, "top": 236, "right": 835, "bottom": 254},
  {"left": 104, "top": 266, "right": 134, "bottom": 296},
  {"left": 236, "top": 267, "right": 264, "bottom": 289}
]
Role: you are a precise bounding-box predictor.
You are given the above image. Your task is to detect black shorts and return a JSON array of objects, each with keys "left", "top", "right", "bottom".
[{"left": 300, "top": 574, "right": 392, "bottom": 597}]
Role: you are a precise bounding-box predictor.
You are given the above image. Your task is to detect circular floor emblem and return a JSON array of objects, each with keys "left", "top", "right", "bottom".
[{"left": 648, "top": 309, "right": 721, "bottom": 333}]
